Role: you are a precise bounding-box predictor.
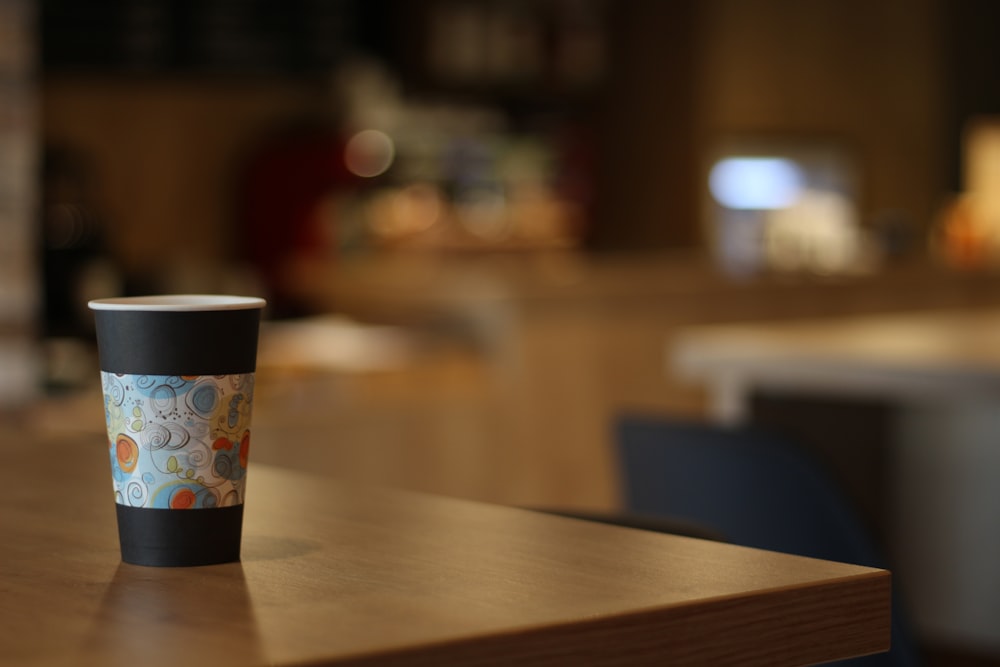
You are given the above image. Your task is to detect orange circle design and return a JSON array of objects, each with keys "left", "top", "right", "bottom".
[
  {"left": 239, "top": 430, "right": 251, "bottom": 469},
  {"left": 170, "top": 487, "right": 197, "bottom": 509},
  {"left": 115, "top": 434, "right": 139, "bottom": 474}
]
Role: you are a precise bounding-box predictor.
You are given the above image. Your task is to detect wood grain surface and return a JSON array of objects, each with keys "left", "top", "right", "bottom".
[{"left": 0, "top": 428, "right": 890, "bottom": 666}]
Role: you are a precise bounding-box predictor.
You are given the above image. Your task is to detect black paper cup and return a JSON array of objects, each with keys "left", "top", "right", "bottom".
[{"left": 89, "top": 295, "right": 265, "bottom": 567}]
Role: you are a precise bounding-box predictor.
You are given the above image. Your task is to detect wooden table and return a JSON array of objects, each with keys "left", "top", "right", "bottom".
[
  {"left": 0, "top": 428, "right": 889, "bottom": 666},
  {"left": 669, "top": 308, "right": 1000, "bottom": 651}
]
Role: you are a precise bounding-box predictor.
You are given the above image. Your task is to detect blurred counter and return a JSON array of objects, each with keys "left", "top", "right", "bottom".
[
  {"left": 279, "top": 251, "right": 1000, "bottom": 324},
  {"left": 267, "top": 251, "right": 1000, "bottom": 503}
]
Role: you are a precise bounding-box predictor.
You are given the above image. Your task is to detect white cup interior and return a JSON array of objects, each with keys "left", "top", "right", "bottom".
[{"left": 88, "top": 295, "right": 266, "bottom": 312}]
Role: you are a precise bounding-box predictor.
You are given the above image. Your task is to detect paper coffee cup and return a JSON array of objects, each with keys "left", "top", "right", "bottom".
[{"left": 89, "top": 295, "right": 265, "bottom": 566}]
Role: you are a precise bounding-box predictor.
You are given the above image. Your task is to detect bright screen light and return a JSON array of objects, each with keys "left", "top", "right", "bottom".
[{"left": 709, "top": 157, "right": 804, "bottom": 210}]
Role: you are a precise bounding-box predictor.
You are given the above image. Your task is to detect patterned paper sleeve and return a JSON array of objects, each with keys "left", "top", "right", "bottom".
[{"left": 102, "top": 373, "right": 254, "bottom": 509}]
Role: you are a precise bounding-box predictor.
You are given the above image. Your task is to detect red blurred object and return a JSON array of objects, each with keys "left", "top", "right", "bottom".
[{"left": 238, "top": 128, "right": 358, "bottom": 314}]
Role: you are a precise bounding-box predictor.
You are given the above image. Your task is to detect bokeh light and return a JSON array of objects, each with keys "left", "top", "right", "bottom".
[{"left": 344, "top": 129, "right": 395, "bottom": 178}]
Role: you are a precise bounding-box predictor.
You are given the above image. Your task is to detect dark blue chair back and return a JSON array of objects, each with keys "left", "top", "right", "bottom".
[{"left": 616, "top": 415, "right": 920, "bottom": 667}]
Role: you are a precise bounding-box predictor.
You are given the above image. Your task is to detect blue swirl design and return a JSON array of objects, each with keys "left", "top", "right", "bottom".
[
  {"left": 101, "top": 372, "right": 254, "bottom": 509},
  {"left": 227, "top": 394, "right": 244, "bottom": 429},
  {"left": 212, "top": 447, "right": 245, "bottom": 481},
  {"left": 188, "top": 381, "right": 220, "bottom": 416},
  {"left": 150, "top": 383, "right": 177, "bottom": 415},
  {"left": 105, "top": 375, "right": 125, "bottom": 406}
]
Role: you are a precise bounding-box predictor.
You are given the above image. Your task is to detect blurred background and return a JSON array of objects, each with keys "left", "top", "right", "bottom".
[{"left": 5, "top": 0, "right": 1000, "bottom": 663}]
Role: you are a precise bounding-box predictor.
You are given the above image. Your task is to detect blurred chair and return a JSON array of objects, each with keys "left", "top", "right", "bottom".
[{"left": 615, "top": 414, "right": 920, "bottom": 667}]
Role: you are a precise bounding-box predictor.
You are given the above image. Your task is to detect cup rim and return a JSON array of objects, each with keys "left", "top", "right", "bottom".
[{"left": 88, "top": 294, "right": 267, "bottom": 312}]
